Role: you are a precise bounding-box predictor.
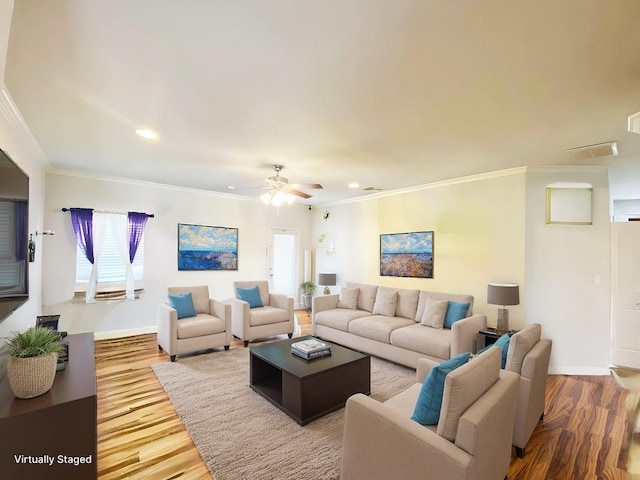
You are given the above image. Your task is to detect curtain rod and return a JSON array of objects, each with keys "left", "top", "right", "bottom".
[{"left": 61, "top": 208, "right": 154, "bottom": 218}]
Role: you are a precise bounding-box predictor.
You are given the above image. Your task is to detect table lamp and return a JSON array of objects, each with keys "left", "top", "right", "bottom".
[
  {"left": 487, "top": 283, "right": 519, "bottom": 332},
  {"left": 318, "top": 273, "right": 337, "bottom": 295}
]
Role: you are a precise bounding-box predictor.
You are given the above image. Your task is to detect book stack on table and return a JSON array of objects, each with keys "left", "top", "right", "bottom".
[{"left": 291, "top": 339, "right": 331, "bottom": 360}]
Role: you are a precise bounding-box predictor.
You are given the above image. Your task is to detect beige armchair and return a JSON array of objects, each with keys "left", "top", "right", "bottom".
[
  {"left": 340, "top": 347, "right": 519, "bottom": 480},
  {"left": 157, "top": 285, "right": 231, "bottom": 362},
  {"left": 227, "top": 280, "right": 294, "bottom": 347},
  {"left": 503, "top": 323, "right": 552, "bottom": 458}
]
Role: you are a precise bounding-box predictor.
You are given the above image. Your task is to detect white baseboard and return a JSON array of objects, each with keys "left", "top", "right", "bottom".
[
  {"left": 548, "top": 366, "right": 611, "bottom": 376},
  {"left": 93, "top": 325, "right": 157, "bottom": 341}
]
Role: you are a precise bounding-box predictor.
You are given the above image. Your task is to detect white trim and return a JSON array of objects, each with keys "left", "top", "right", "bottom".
[
  {"left": 548, "top": 366, "right": 611, "bottom": 376},
  {"left": 93, "top": 325, "right": 157, "bottom": 341},
  {"left": 318, "top": 166, "right": 529, "bottom": 207}
]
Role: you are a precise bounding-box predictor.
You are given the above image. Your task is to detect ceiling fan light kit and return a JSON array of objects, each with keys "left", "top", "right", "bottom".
[{"left": 260, "top": 165, "right": 323, "bottom": 206}]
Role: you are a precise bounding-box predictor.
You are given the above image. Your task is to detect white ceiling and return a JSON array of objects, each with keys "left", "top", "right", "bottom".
[{"left": 5, "top": 0, "right": 640, "bottom": 205}]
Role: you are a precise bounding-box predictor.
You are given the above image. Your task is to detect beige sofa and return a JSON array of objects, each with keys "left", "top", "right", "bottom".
[
  {"left": 312, "top": 282, "right": 487, "bottom": 368},
  {"left": 340, "top": 347, "right": 519, "bottom": 480}
]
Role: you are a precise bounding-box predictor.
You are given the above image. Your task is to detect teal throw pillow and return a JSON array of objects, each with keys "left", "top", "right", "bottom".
[
  {"left": 411, "top": 352, "right": 471, "bottom": 426},
  {"left": 443, "top": 301, "right": 470, "bottom": 329},
  {"left": 494, "top": 334, "right": 511, "bottom": 368},
  {"left": 237, "top": 285, "right": 264, "bottom": 308},
  {"left": 168, "top": 292, "right": 196, "bottom": 319}
]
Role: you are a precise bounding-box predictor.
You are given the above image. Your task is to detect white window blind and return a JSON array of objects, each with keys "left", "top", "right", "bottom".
[
  {"left": 75, "top": 219, "right": 144, "bottom": 292},
  {"left": 0, "top": 201, "right": 19, "bottom": 289}
]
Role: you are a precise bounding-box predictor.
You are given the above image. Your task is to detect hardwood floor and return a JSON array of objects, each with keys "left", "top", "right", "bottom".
[{"left": 95, "top": 311, "right": 633, "bottom": 479}]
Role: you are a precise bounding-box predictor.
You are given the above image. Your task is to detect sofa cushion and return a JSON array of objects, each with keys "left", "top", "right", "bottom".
[
  {"left": 390, "top": 324, "right": 451, "bottom": 359},
  {"left": 176, "top": 313, "right": 226, "bottom": 339},
  {"left": 347, "top": 282, "right": 378, "bottom": 313},
  {"left": 420, "top": 298, "right": 448, "bottom": 329},
  {"left": 411, "top": 352, "right": 471, "bottom": 425},
  {"left": 505, "top": 323, "right": 541, "bottom": 373},
  {"left": 168, "top": 285, "right": 210, "bottom": 314},
  {"left": 443, "top": 301, "right": 470, "bottom": 329},
  {"left": 416, "top": 291, "right": 474, "bottom": 322},
  {"left": 237, "top": 285, "right": 264, "bottom": 309},
  {"left": 349, "top": 315, "right": 415, "bottom": 343},
  {"left": 168, "top": 292, "right": 197, "bottom": 319},
  {"left": 337, "top": 287, "right": 359, "bottom": 309},
  {"left": 395, "top": 289, "right": 420, "bottom": 320},
  {"left": 372, "top": 287, "right": 399, "bottom": 316},
  {"left": 437, "top": 347, "right": 500, "bottom": 441},
  {"left": 248, "top": 306, "right": 290, "bottom": 326},
  {"left": 314, "top": 308, "right": 372, "bottom": 332}
]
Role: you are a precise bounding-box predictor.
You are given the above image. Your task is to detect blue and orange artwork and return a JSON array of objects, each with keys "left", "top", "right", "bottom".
[
  {"left": 380, "top": 231, "right": 433, "bottom": 278},
  {"left": 178, "top": 224, "right": 238, "bottom": 270}
]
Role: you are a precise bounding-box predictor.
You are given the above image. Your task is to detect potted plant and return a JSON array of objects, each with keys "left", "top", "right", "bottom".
[
  {"left": 4, "top": 326, "right": 65, "bottom": 399},
  {"left": 300, "top": 281, "right": 316, "bottom": 309}
]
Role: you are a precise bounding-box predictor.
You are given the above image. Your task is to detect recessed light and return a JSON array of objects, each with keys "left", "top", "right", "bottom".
[
  {"left": 348, "top": 182, "right": 360, "bottom": 189},
  {"left": 227, "top": 185, "right": 235, "bottom": 190},
  {"left": 136, "top": 129, "right": 158, "bottom": 140}
]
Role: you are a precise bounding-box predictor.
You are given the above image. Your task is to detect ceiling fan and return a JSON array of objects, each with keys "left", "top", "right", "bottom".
[{"left": 259, "top": 165, "right": 323, "bottom": 205}]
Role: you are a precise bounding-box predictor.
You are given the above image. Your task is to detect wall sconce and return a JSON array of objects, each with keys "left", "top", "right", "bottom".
[{"left": 28, "top": 230, "right": 55, "bottom": 263}]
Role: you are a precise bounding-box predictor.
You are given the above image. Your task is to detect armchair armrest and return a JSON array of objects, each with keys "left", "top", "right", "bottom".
[
  {"left": 157, "top": 303, "right": 179, "bottom": 353},
  {"left": 269, "top": 292, "right": 292, "bottom": 311},
  {"left": 341, "top": 394, "right": 471, "bottom": 480},
  {"left": 312, "top": 294, "right": 339, "bottom": 315},
  {"left": 227, "top": 297, "right": 251, "bottom": 339},
  {"left": 210, "top": 298, "right": 230, "bottom": 322},
  {"left": 416, "top": 357, "right": 439, "bottom": 383},
  {"left": 450, "top": 314, "right": 487, "bottom": 357}
]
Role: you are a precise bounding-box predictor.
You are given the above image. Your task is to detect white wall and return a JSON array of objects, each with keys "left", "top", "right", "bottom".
[
  {"left": 312, "top": 170, "right": 528, "bottom": 328},
  {"left": 42, "top": 173, "right": 313, "bottom": 338},
  {"left": 525, "top": 167, "right": 611, "bottom": 374}
]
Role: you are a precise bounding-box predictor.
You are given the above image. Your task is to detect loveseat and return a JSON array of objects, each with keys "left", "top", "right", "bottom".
[{"left": 312, "top": 282, "right": 487, "bottom": 368}]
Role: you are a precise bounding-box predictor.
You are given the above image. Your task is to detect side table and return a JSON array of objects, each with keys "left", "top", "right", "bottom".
[{"left": 475, "top": 328, "right": 518, "bottom": 353}]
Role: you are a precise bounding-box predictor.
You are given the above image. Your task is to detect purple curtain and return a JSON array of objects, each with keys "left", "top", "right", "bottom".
[
  {"left": 128, "top": 212, "right": 149, "bottom": 262},
  {"left": 70, "top": 208, "right": 94, "bottom": 264},
  {"left": 14, "top": 201, "right": 28, "bottom": 261}
]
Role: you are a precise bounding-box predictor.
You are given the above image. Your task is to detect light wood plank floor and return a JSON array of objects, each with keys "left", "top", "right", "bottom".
[{"left": 95, "top": 311, "right": 633, "bottom": 479}]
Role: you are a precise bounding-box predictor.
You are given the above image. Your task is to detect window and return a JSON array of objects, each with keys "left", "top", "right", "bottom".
[{"left": 75, "top": 218, "right": 144, "bottom": 294}]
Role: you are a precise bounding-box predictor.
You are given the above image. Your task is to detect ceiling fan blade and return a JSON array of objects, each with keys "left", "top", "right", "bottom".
[
  {"left": 292, "top": 183, "right": 323, "bottom": 190},
  {"left": 289, "top": 189, "right": 312, "bottom": 199}
]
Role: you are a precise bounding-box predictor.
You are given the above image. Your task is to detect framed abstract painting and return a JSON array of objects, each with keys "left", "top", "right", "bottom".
[
  {"left": 380, "top": 231, "right": 434, "bottom": 278},
  {"left": 178, "top": 223, "right": 238, "bottom": 270}
]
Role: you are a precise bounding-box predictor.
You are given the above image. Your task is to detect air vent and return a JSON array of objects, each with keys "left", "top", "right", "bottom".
[
  {"left": 362, "top": 186, "right": 383, "bottom": 191},
  {"left": 566, "top": 141, "right": 618, "bottom": 161}
]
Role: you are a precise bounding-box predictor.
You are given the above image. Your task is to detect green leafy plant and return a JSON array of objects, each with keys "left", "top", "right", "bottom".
[
  {"left": 300, "top": 281, "right": 316, "bottom": 295},
  {"left": 5, "top": 326, "right": 65, "bottom": 359}
]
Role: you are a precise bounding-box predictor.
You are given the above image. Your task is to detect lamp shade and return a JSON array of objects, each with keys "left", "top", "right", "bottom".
[
  {"left": 487, "top": 283, "right": 519, "bottom": 306},
  {"left": 318, "top": 273, "right": 336, "bottom": 286}
]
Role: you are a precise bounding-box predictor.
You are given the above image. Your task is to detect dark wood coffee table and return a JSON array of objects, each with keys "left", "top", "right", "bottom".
[{"left": 249, "top": 336, "right": 370, "bottom": 425}]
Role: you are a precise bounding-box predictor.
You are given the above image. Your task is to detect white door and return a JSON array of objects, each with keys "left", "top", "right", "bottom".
[
  {"left": 268, "top": 228, "right": 298, "bottom": 300},
  {"left": 611, "top": 222, "right": 640, "bottom": 368}
]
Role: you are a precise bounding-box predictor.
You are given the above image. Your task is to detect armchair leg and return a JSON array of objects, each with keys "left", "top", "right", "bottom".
[
  {"left": 515, "top": 446, "right": 525, "bottom": 458},
  {"left": 170, "top": 355, "right": 176, "bottom": 362},
  {"left": 224, "top": 345, "right": 230, "bottom": 350},
  {"left": 288, "top": 333, "right": 293, "bottom": 338},
  {"left": 158, "top": 344, "right": 163, "bottom": 351},
  {"left": 244, "top": 340, "right": 249, "bottom": 347}
]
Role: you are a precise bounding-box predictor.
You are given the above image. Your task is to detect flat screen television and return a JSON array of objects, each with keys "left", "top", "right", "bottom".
[{"left": 0, "top": 147, "right": 29, "bottom": 321}]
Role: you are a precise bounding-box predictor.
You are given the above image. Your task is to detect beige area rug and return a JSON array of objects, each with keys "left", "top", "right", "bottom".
[{"left": 152, "top": 346, "right": 416, "bottom": 480}]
